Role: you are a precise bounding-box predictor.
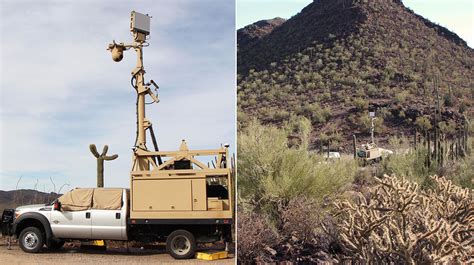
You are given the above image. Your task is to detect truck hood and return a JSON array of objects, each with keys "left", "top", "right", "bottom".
[{"left": 16, "top": 204, "right": 48, "bottom": 211}]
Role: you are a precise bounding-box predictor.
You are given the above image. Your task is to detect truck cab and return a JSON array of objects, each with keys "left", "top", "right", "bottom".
[{"left": 51, "top": 188, "right": 128, "bottom": 241}]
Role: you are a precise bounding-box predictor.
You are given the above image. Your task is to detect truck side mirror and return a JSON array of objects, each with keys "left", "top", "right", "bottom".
[{"left": 53, "top": 200, "right": 62, "bottom": 211}]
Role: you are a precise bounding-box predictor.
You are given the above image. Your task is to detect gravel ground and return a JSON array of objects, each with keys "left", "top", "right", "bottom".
[{"left": 0, "top": 240, "right": 235, "bottom": 265}]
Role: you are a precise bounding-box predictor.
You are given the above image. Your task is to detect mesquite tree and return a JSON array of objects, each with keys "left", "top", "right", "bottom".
[{"left": 89, "top": 144, "right": 118, "bottom": 188}]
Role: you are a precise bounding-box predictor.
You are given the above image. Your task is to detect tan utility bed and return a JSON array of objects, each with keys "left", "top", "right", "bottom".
[{"left": 129, "top": 141, "right": 233, "bottom": 220}]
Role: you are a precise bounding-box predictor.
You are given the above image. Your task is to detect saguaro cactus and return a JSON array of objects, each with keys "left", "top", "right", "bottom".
[
  {"left": 352, "top": 135, "right": 357, "bottom": 159},
  {"left": 89, "top": 144, "right": 118, "bottom": 188}
]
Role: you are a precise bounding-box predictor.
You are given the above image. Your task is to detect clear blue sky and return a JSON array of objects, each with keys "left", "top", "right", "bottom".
[
  {"left": 237, "top": 0, "right": 473, "bottom": 48},
  {"left": 0, "top": 0, "right": 236, "bottom": 191}
]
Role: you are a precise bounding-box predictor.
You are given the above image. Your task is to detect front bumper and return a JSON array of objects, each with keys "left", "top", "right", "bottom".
[{"left": 1, "top": 209, "right": 15, "bottom": 236}]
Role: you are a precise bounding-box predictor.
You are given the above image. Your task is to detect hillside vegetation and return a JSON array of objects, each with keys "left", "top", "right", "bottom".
[
  {"left": 237, "top": 0, "right": 473, "bottom": 263},
  {"left": 237, "top": 121, "right": 473, "bottom": 263},
  {"left": 237, "top": 0, "right": 473, "bottom": 150}
]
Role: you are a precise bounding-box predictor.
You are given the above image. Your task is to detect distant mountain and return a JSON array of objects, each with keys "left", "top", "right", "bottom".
[
  {"left": 0, "top": 190, "right": 60, "bottom": 210},
  {"left": 237, "top": 0, "right": 473, "bottom": 150},
  {"left": 237, "top": 17, "right": 287, "bottom": 48}
]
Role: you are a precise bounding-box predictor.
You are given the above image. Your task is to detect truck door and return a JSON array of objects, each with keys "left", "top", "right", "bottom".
[
  {"left": 51, "top": 188, "right": 93, "bottom": 239},
  {"left": 50, "top": 209, "right": 92, "bottom": 239},
  {"left": 90, "top": 189, "right": 126, "bottom": 240},
  {"left": 90, "top": 209, "right": 124, "bottom": 240}
]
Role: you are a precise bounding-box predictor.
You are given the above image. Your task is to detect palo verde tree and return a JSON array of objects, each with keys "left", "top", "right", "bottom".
[{"left": 89, "top": 144, "right": 118, "bottom": 188}]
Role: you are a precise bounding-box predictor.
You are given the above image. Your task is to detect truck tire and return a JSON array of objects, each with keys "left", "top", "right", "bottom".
[
  {"left": 19, "top": 227, "right": 44, "bottom": 253},
  {"left": 166, "top": 230, "right": 196, "bottom": 259}
]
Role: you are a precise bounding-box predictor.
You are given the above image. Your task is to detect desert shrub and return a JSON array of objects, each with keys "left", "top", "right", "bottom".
[
  {"left": 380, "top": 147, "right": 436, "bottom": 186},
  {"left": 444, "top": 93, "right": 453, "bottom": 107},
  {"left": 446, "top": 150, "right": 474, "bottom": 189},
  {"left": 286, "top": 116, "right": 312, "bottom": 147},
  {"left": 353, "top": 97, "right": 368, "bottom": 111},
  {"left": 238, "top": 196, "right": 334, "bottom": 264},
  {"left": 415, "top": 116, "right": 432, "bottom": 131},
  {"left": 387, "top": 134, "right": 410, "bottom": 150},
  {"left": 272, "top": 109, "right": 290, "bottom": 121},
  {"left": 382, "top": 135, "right": 473, "bottom": 189},
  {"left": 328, "top": 175, "right": 473, "bottom": 264},
  {"left": 358, "top": 113, "right": 385, "bottom": 134},
  {"left": 366, "top": 84, "right": 378, "bottom": 97},
  {"left": 394, "top": 90, "right": 410, "bottom": 103},
  {"left": 274, "top": 196, "right": 334, "bottom": 263},
  {"left": 237, "top": 110, "right": 250, "bottom": 128},
  {"left": 237, "top": 211, "right": 278, "bottom": 264},
  {"left": 301, "top": 103, "right": 331, "bottom": 124},
  {"left": 238, "top": 121, "right": 357, "bottom": 220},
  {"left": 279, "top": 196, "right": 321, "bottom": 243}
]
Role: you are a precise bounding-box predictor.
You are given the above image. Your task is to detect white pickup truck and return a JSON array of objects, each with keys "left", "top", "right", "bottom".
[{"left": 2, "top": 187, "right": 231, "bottom": 259}]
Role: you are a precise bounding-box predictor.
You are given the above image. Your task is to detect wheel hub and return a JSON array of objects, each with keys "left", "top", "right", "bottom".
[
  {"left": 171, "top": 235, "right": 191, "bottom": 254},
  {"left": 24, "top": 232, "right": 39, "bottom": 249}
]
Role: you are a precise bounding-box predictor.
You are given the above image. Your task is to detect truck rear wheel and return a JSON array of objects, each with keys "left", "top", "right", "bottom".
[
  {"left": 166, "top": 230, "right": 196, "bottom": 259},
  {"left": 19, "top": 227, "right": 44, "bottom": 253}
]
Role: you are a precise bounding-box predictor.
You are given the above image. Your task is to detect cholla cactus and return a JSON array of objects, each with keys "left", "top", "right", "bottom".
[
  {"left": 89, "top": 144, "right": 118, "bottom": 188},
  {"left": 328, "top": 175, "right": 473, "bottom": 264}
]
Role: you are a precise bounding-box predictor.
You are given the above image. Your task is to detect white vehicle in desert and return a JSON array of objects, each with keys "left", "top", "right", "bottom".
[{"left": 2, "top": 187, "right": 232, "bottom": 259}]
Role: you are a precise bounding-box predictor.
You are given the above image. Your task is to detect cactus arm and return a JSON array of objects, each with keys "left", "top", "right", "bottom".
[
  {"left": 104, "top": 154, "right": 119, "bottom": 161},
  {"left": 89, "top": 144, "right": 100, "bottom": 158},
  {"left": 101, "top": 145, "right": 109, "bottom": 156}
]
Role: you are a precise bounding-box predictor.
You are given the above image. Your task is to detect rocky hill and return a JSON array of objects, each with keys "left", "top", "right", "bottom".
[
  {"left": 237, "top": 17, "right": 287, "bottom": 48},
  {"left": 237, "top": 0, "right": 473, "bottom": 151},
  {"left": 0, "top": 190, "right": 60, "bottom": 210}
]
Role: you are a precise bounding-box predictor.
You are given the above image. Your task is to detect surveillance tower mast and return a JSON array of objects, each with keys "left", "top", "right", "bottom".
[
  {"left": 107, "top": 11, "right": 159, "bottom": 171},
  {"left": 106, "top": 12, "right": 233, "bottom": 237}
]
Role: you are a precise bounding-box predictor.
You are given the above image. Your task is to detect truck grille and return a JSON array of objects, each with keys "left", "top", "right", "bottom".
[{"left": 1, "top": 209, "right": 15, "bottom": 236}]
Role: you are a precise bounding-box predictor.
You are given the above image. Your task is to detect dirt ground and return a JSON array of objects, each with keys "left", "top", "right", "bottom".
[{"left": 0, "top": 240, "right": 235, "bottom": 265}]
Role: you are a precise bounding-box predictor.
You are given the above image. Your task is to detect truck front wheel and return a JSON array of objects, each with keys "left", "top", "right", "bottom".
[
  {"left": 166, "top": 230, "right": 196, "bottom": 259},
  {"left": 19, "top": 227, "right": 44, "bottom": 253}
]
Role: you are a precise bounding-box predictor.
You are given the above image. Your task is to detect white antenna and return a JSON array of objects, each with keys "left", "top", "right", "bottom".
[{"left": 369, "top": 112, "right": 376, "bottom": 144}]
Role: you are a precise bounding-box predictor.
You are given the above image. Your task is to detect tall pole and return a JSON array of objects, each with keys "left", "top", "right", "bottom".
[
  {"left": 135, "top": 46, "right": 146, "bottom": 150},
  {"left": 133, "top": 33, "right": 150, "bottom": 171},
  {"left": 108, "top": 12, "right": 157, "bottom": 172},
  {"left": 371, "top": 117, "right": 376, "bottom": 144}
]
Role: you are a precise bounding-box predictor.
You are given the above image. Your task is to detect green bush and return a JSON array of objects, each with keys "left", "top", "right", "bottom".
[
  {"left": 394, "top": 90, "right": 410, "bottom": 103},
  {"left": 358, "top": 113, "right": 385, "bottom": 133},
  {"left": 353, "top": 97, "right": 368, "bottom": 111},
  {"left": 380, "top": 148, "right": 436, "bottom": 187},
  {"left": 302, "top": 103, "right": 331, "bottom": 124},
  {"left": 238, "top": 121, "right": 357, "bottom": 220},
  {"left": 415, "top": 116, "right": 432, "bottom": 131},
  {"left": 451, "top": 154, "right": 474, "bottom": 189}
]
